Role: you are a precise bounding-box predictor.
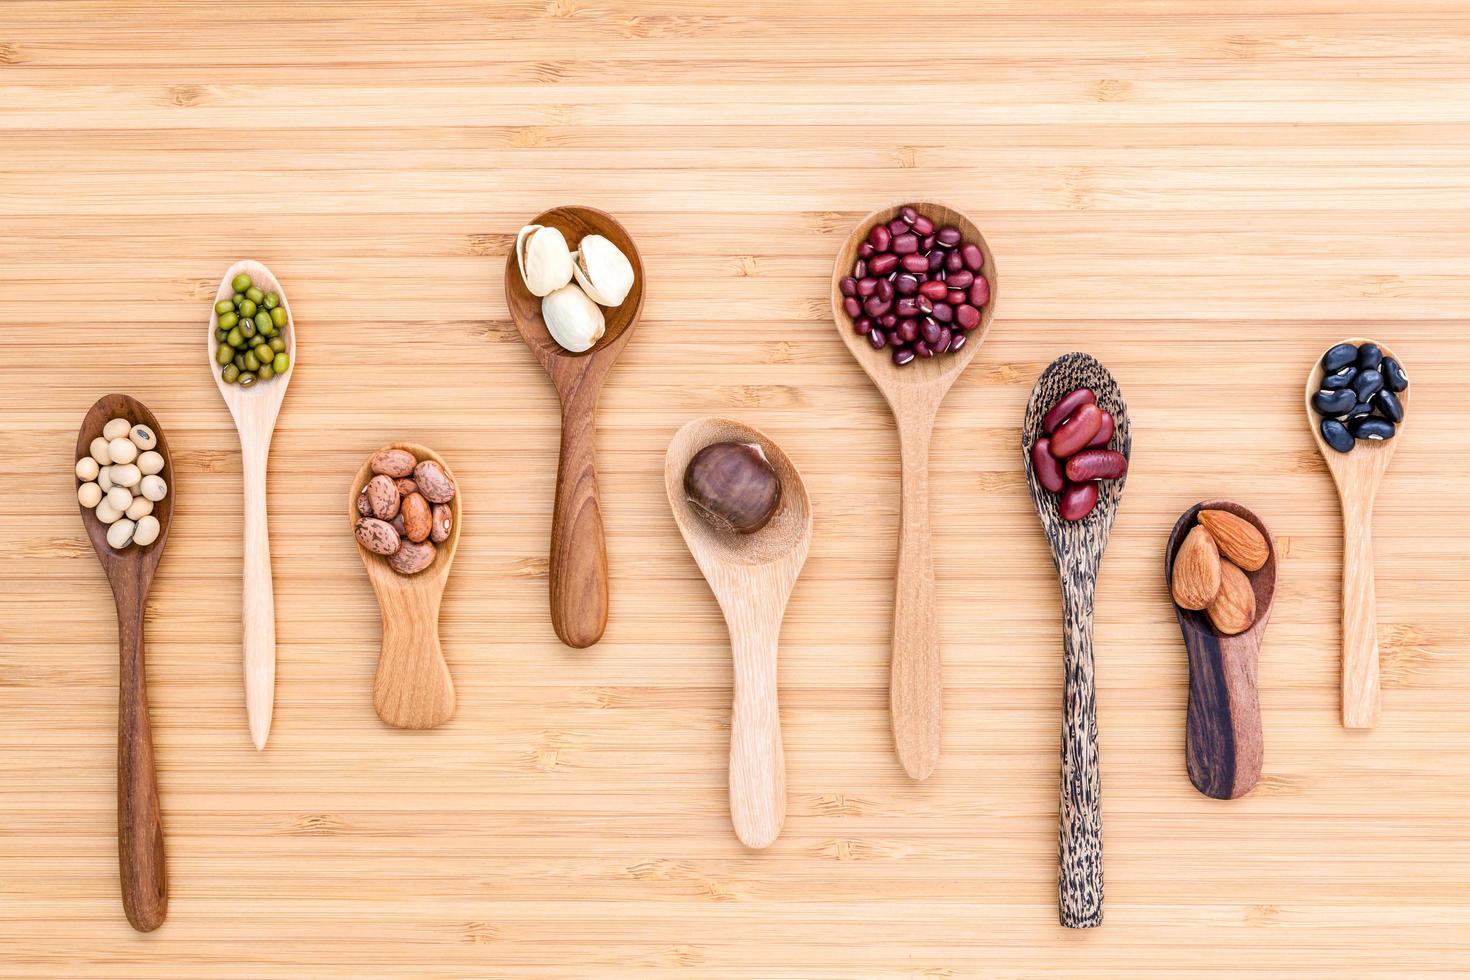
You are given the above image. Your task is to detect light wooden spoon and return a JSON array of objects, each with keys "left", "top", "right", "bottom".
[
  {"left": 1021, "top": 352, "right": 1131, "bottom": 930},
  {"left": 1306, "top": 338, "right": 1409, "bottom": 729},
  {"left": 76, "top": 393, "right": 173, "bottom": 933},
  {"left": 349, "top": 444, "right": 462, "bottom": 730},
  {"left": 1165, "top": 501, "right": 1277, "bottom": 800},
  {"left": 209, "top": 259, "right": 295, "bottom": 750},
  {"left": 829, "top": 202, "right": 997, "bottom": 781},
  {"left": 505, "top": 206, "right": 645, "bottom": 649},
  {"left": 664, "top": 418, "right": 813, "bottom": 849}
]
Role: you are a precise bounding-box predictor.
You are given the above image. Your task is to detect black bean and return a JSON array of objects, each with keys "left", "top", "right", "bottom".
[
  {"left": 1349, "top": 416, "right": 1395, "bottom": 441},
  {"left": 1321, "top": 418, "right": 1354, "bottom": 453},
  {"left": 1321, "top": 342, "right": 1358, "bottom": 372},
  {"left": 1352, "top": 368, "right": 1383, "bottom": 400},
  {"left": 1341, "top": 402, "right": 1376, "bottom": 424},
  {"left": 1381, "top": 356, "right": 1408, "bottom": 392},
  {"left": 1312, "top": 388, "right": 1357, "bottom": 416},
  {"left": 1321, "top": 365, "right": 1358, "bottom": 390},
  {"left": 1356, "top": 343, "right": 1383, "bottom": 370},
  {"left": 1374, "top": 388, "right": 1404, "bottom": 423}
]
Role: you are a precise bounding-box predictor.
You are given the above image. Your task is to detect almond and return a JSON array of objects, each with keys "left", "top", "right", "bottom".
[
  {"left": 1206, "top": 561, "right": 1257, "bottom": 635},
  {"left": 1172, "top": 525, "right": 1222, "bottom": 611},
  {"left": 1198, "top": 510, "right": 1269, "bottom": 571}
]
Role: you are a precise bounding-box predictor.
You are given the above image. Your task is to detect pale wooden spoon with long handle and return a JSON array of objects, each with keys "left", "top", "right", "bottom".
[
  {"left": 830, "top": 202, "right": 997, "bottom": 780},
  {"left": 665, "top": 418, "right": 813, "bottom": 849},
  {"left": 209, "top": 259, "right": 295, "bottom": 750},
  {"left": 505, "top": 206, "right": 644, "bottom": 649},
  {"left": 1305, "top": 338, "right": 1410, "bottom": 729},
  {"left": 349, "top": 444, "right": 462, "bottom": 729},
  {"left": 76, "top": 393, "right": 174, "bottom": 932}
]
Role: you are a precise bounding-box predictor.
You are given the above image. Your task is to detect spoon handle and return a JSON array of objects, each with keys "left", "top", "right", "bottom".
[
  {"left": 550, "top": 392, "right": 609, "bottom": 648},
  {"left": 891, "top": 414, "right": 941, "bottom": 780},
  {"left": 1185, "top": 634, "right": 1264, "bottom": 799},
  {"left": 1340, "top": 495, "right": 1381, "bottom": 728},
  {"left": 242, "top": 442, "right": 276, "bottom": 749},
  {"left": 114, "top": 595, "right": 167, "bottom": 932},
  {"left": 727, "top": 616, "right": 786, "bottom": 849},
  {"left": 1058, "top": 579, "right": 1103, "bottom": 928},
  {"left": 373, "top": 592, "right": 456, "bottom": 729}
]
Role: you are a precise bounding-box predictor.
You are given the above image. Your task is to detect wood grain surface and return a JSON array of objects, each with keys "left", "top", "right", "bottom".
[{"left": 2, "top": 1, "right": 1469, "bottom": 976}]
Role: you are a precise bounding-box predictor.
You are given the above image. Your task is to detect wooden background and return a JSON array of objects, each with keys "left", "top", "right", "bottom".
[{"left": 2, "top": 2, "right": 1467, "bottom": 977}]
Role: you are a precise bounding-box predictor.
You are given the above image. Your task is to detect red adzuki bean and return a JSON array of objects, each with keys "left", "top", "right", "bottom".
[
  {"left": 1050, "top": 402, "right": 1102, "bottom": 457},
  {"left": 1059, "top": 481, "right": 1099, "bottom": 521},
  {"left": 1031, "top": 437, "right": 1066, "bottom": 493},
  {"left": 1065, "top": 449, "right": 1128, "bottom": 481},
  {"left": 1042, "top": 387, "right": 1095, "bottom": 434}
]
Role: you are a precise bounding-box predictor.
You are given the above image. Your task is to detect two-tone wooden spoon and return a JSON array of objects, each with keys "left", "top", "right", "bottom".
[
  {"left": 665, "top": 418, "right": 812, "bottom": 849},
  {"left": 1021, "top": 353, "right": 1131, "bottom": 929},
  {"left": 1165, "top": 501, "right": 1277, "bottom": 800},
  {"left": 829, "top": 202, "right": 997, "bottom": 780},
  {"left": 349, "top": 445, "right": 463, "bottom": 729},
  {"left": 76, "top": 394, "right": 173, "bottom": 932},
  {"left": 505, "top": 207, "right": 644, "bottom": 649},
  {"left": 1305, "top": 338, "right": 1409, "bottom": 728},
  {"left": 209, "top": 259, "right": 295, "bottom": 750}
]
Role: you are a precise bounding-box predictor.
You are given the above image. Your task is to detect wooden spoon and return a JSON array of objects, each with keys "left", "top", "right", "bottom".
[
  {"left": 829, "top": 202, "right": 997, "bottom": 781},
  {"left": 76, "top": 394, "right": 173, "bottom": 933},
  {"left": 349, "top": 444, "right": 463, "bottom": 729},
  {"left": 1305, "top": 338, "right": 1409, "bottom": 729},
  {"left": 505, "top": 207, "right": 645, "bottom": 649},
  {"left": 1021, "top": 352, "right": 1131, "bottom": 930},
  {"left": 664, "top": 418, "right": 813, "bottom": 849},
  {"left": 1164, "top": 501, "right": 1277, "bottom": 800},
  {"left": 209, "top": 259, "right": 295, "bottom": 750}
]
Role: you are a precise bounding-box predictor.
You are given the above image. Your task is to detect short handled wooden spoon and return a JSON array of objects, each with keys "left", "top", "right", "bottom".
[
  {"left": 829, "top": 202, "right": 997, "bottom": 781},
  {"left": 76, "top": 394, "right": 172, "bottom": 933},
  {"left": 209, "top": 259, "right": 295, "bottom": 750},
  {"left": 505, "top": 207, "right": 644, "bottom": 649},
  {"left": 664, "top": 418, "right": 813, "bottom": 849},
  {"left": 1021, "top": 353, "right": 1131, "bottom": 929},
  {"left": 1165, "top": 501, "right": 1276, "bottom": 800},
  {"left": 1306, "top": 338, "right": 1409, "bottom": 729},
  {"left": 349, "top": 445, "right": 462, "bottom": 729}
]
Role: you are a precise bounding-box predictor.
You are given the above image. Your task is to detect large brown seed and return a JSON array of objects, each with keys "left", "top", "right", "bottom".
[
  {"left": 388, "top": 538, "right": 436, "bottom": 575},
  {"left": 1198, "top": 509, "right": 1269, "bottom": 571},
  {"left": 429, "top": 502, "right": 452, "bottom": 543},
  {"left": 355, "top": 517, "right": 401, "bottom": 556},
  {"left": 1172, "top": 525, "right": 1223, "bottom": 611},
  {"left": 366, "top": 474, "right": 400, "bottom": 520},
  {"left": 413, "top": 459, "right": 456, "bottom": 503},
  {"left": 684, "top": 441, "right": 781, "bottom": 535},
  {"left": 1207, "top": 561, "right": 1257, "bottom": 635},
  {"left": 370, "top": 448, "right": 416, "bottom": 478},
  {"left": 401, "top": 492, "right": 432, "bottom": 543}
]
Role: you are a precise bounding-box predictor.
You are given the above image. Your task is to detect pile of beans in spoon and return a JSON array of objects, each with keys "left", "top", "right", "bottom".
[
  {"left": 1310, "top": 341, "right": 1408, "bottom": 453},
  {"left": 1030, "top": 388, "right": 1127, "bottom": 521},
  {"left": 838, "top": 206, "right": 990, "bottom": 366}
]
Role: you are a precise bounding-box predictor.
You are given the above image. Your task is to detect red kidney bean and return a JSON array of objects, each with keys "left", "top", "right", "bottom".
[
  {"left": 945, "top": 250, "right": 963, "bottom": 272},
  {"left": 901, "top": 253, "right": 929, "bottom": 273},
  {"left": 876, "top": 278, "right": 894, "bottom": 302},
  {"left": 858, "top": 243, "right": 874, "bottom": 259},
  {"left": 893, "top": 347, "right": 915, "bottom": 366},
  {"left": 961, "top": 243, "right": 984, "bottom": 271},
  {"left": 1059, "top": 481, "right": 1099, "bottom": 521},
  {"left": 945, "top": 270, "right": 973, "bottom": 290},
  {"left": 843, "top": 297, "right": 862, "bottom": 319},
  {"left": 1050, "top": 402, "right": 1102, "bottom": 457},
  {"left": 937, "top": 226, "right": 962, "bottom": 246},
  {"left": 899, "top": 206, "right": 918, "bottom": 225},
  {"left": 1065, "top": 449, "right": 1127, "bottom": 481},
  {"left": 892, "top": 233, "right": 919, "bottom": 255},
  {"left": 853, "top": 315, "right": 872, "bottom": 335},
  {"left": 927, "top": 251, "right": 946, "bottom": 271},
  {"left": 1086, "top": 410, "right": 1114, "bottom": 448},
  {"left": 970, "top": 277, "right": 989, "bottom": 306},
  {"left": 898, "top": 318, "right": 918, "bottom": 343},
  {"left": 1031, "top": 437, "right": 1066, "bottom": 493},
  {"left": 912, "top": 214, "right": 934, "bottom": 236},
  {"left": 947, "top": 289, "right": 966, "bottom": 306},
  {"left": 868, "top": 224, "right": 891, "bottom": 251},
  {"left": 868, "top": 253, "right": 898, "bottom": 276},
  {"left": 955, "top": 304, "right": 980, "bottom": 330},
  {"left": 950, "top": 331, "right": 967, "bottom": 352},
  {"left": 857, "top": 277, "right": 877, "bottom": 297},
  {"left": 863, "top": 296, "right": 892, "bottom": 317},
  {"left": 879, "top": 312, "right": 897, "bottom": 329},
  {"left": 931, "top": 302, "right": 953, "bottom": 323},
  {"left": 917, "top": 280, "right": 948, "bottom": 301},
  {"left": 915, "top": 341, "right": 934, "bottom": 358},
  {"left": 895, "top": 273, "right": 919, "bottom": 295},
  {"left": 888, "top": 218, "right": 910, "bottom": 236},
  {"left": 868, "top": 329, "right": 886, "bottom": 350},
  {"left": 1043, "top": 387, "right": 1095, "bottom": 433},
  {"left": 839, "top": 276, "right": 857, "bottom": 297}
]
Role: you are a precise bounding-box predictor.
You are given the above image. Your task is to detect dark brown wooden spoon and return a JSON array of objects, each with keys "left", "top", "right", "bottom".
[
  {"left": 505, "top": 206, "right": 644, "bottom": 648},
  {"left": 75, "top": 393, "right": 172, "bottom": 932},
  {"left": 1021, "top": 353, "right": 1131, "bottom": 930},
  {"left": 1164, "top": 501, "right": 1276, "bottom": 801}
]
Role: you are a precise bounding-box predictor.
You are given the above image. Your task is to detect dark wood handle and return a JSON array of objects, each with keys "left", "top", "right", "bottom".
[
  {"left": 1058, "top": 582, "right": 1102, "bottom": 929},
  {"left": 1185, "top": 635, "right": 1264, "bottom": 800},
  {"left": 115, "top": 600, "right": 167, "bottom": 932},
  {"left": 549, "top": 393, "right": 608, "bottom": 648}
]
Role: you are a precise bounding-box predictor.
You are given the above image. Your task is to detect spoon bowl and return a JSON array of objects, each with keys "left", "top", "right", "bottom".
[
  {"left": 1020, "top": 352, "right": 1131, "bottom": 930},
  {"left": 665, "top": 417, "right": 813, "bottom": 848},
  {"left": 1164, "top": 501, "right": 1277, "bottom": 800},
  {"left": 829, "top": 201, "right": 997, "bottom": 781},
  {"left": 505, "top": 206, "right": 644, "bottom": 649},
  {"left": 76, "top": 393, "right": 172, "bottom": 932},
  {"left": 349, "top": 444, "right": 463, "bottom": 729},
  {"left": 1304, "top": 338, "right": 1408, "bottom": 728},
  {"left": 209, "top": 258, "right": 295, "bottom": 750}
]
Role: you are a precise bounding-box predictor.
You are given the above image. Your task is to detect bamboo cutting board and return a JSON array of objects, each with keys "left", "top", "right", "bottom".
[{"left": 2, "top": 2, "right": 1468, "bottom": 977}]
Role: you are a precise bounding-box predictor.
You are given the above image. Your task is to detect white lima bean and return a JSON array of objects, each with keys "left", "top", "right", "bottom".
[
  {"left": 125, "top": 496, "right": 153, "bottom": 520},
  {"left": 129, "top": 424, "right": 157, "bottom": 451},
  {"left": 106, "top": 518, "right": 136, "bottom": 550},
  {"left": 108, "top": 437, "right": 137, "bottom": 464},
  {"left": 75, "top": 457, "right": 99, "bottom": 481},
  {"left": 103, "top": 418, "right": 132, "bottom": 440},
  {"left": 89, "top": 437, "right": 111, "bottom": 465},
  {"left": 137, "top": 451, "right": 164, "bottom": 476},
  {"left": 78, "top": 482, "right": 102, "bottom": 508},
  {"left": 132, "top": 515, "right": 160, "bottom": 547},
  {"left": 140, "top": 475, "right": 168, "bottom": 502}
]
